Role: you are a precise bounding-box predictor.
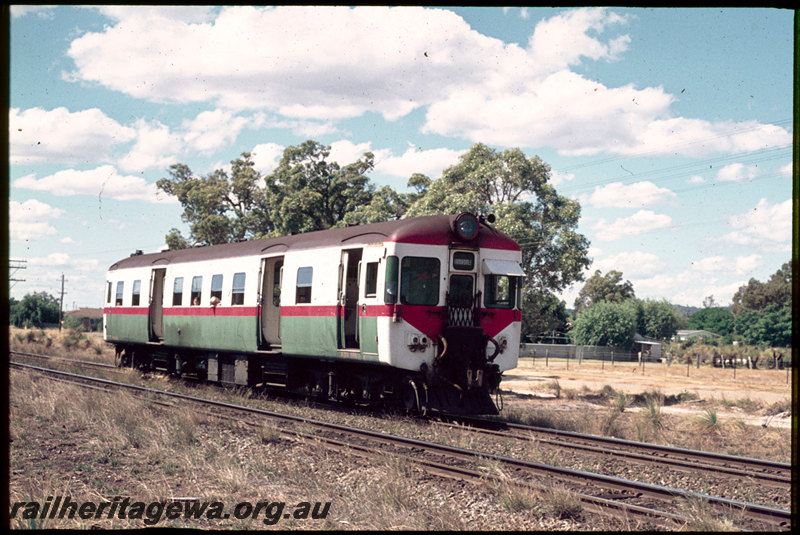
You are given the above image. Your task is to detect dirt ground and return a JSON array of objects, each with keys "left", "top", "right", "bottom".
[{"left": 502, "top": 358, "right": 795, "bottom": 429}]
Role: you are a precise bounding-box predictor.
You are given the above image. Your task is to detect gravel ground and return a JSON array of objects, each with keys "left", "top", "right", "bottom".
[{"left": 8, "top": 365, "right": 792, "bottom": 531}]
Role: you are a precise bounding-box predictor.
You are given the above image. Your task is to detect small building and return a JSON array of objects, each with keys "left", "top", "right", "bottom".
[
  {"left": 634, "top": 333, "right": 662, "bottom": 361},
  {"left": 64, "top": 307, "right": 104, "bottom": 331},
  {"left": 675, "top": 329, "right": 721, "bottom": 342}
]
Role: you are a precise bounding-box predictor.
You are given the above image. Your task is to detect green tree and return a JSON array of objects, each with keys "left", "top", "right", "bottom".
[
  {"left": 688, "top": 307, "right": 734, "bottom": 336},
  {"left": 405, "top": 143, "right": 591, "bottom": 337},
  {"left": 730, "top": 261, "right": 792, "bottom": 315},
  {"left": 573, "top": 269, "right": 635, "bottom": 313},
  {"left": 268, "top": 140, "right": 376, "bottom": 235},
  {"left": 157, "top": 143, "right": 383, "bottom": 247},
  {"left": 157, "top": 155, "right": 270, "bottom": 247},
  {"left": 636, "top": 298, "right": 687, "bottom": 340},
  {"left": 570, "top": 301, "right": 637, "bottom": 348},
  {"left": 522, "top": 289, "right": 570, "bottom": 342},
  {"left": 733, "top": 304, "right": 791, "bottom": 347},
  {"left": 9, "top": 292, "right": 61, "bottom": 328}
]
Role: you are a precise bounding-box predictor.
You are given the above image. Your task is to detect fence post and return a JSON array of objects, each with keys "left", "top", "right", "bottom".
[
  {"left": 611, "top": 350, "right": 614, "bottom": 366},
  {"left": 545, "top": 348, "right": 549, "bottom": 367}
]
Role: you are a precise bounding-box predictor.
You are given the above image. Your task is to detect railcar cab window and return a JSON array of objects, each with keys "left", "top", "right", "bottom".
[
  {"left": 132, "top": 280, "right": 141, "bottom": 306},
  {"left": 384, "top": 256, "right": 399, "bottom": 304},
  {"left": 211, "top": 275, "right": 223, "bottom": 302},
  {"left": 296, "top": 267, "right": 313, "bottom": 304},
  {"left": 173, "top": 277, "right": 184, "bottom": 306},
  {"left": 401, "top": 257, "right": 440, "bottom": 306},
  {"left": 115, "top": 281, "right": 124, "bottom": 306},
  {"left": 232, "top": 273, "right": 246, "bottom": 305},
  {"left": 484, "top": 275, "right": 521, "bottom": 309},
  {"left": 106, "top": 282, "right": 112, "bottom": 304},
  {"left": 191, "top": 276, "right": 202, "bottom": 306}
]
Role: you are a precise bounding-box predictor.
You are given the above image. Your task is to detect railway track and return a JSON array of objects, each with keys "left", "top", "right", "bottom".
[
  {"left": 10, "top": 360, "right": 792, "bottom": 531},
  {"left": 438, "top": 414, "right": 792, "bottom": 487}
]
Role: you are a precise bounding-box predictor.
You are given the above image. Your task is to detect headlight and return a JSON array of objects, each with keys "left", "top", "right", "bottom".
[{"left": 453, "top": 212, "right": 479, "bottom": 241}]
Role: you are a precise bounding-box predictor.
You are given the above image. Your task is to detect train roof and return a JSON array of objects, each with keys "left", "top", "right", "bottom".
[{"left": 108, "top": 214, "right": 520, "bottom": 271}]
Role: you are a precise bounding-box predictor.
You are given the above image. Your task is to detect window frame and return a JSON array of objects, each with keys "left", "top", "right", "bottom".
[
  {"left": 191, "top": 276, "right": 203, "bottom": 306},
  {"left": 483, "top": 274, "right": 520, "bottom": 310},
  {"left": 231, "top": 272, "right": 246, "bottom": 305},
  {"left": 172, "top": 277, "right": 184, "bottom": 306},
  {"left": 295, "top": 267, "right": 313, "bottom": 304},
  {"left": 115, "top": 281, "right": 124, "bottom": 306},
  {"left": 132, "top": 280, "right": 141, "bottom": 306},
  {"left": 400, "top": 256, "right": 440, "bottom": 306}
]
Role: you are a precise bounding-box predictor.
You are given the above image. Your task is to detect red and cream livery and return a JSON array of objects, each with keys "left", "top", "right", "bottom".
[{"left": 104, "top": 213, "right": 524, "bottom": 414}]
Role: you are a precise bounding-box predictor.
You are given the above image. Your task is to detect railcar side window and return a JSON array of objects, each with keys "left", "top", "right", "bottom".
[
  {"left": 401, "top": 257, "right": 440, "bottom": 306},
  {"left": 211, "top": 275, "right": 223, "bottom": 302},
  {"left": 484, "top": 275, "right": 520, "bottom": 309},
  {"left": 132, "top": 280, "right": 141, "bottom": 306},
  {"left": 296, "top": 267, "right": 313, "bottom": 304},
  {"left": 384, "top": 256, "right": 399, "bottom": 304},
  {"left": 115, "top": 281, "right": 124, "bottom": 306},
  {"left": 173, "top": 277, "right": 184, "bottom": 306},
  {"left": 191, "top": 276, "right": 202, "bottom": 306},
  {"left": 365, "top": 262, "right": 378, "bottom": 297},
  {"left": 232, "top": 273, "right": 246, "bottom": 305}
]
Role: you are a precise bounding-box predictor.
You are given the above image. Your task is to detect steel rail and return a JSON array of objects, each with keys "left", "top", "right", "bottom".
[
  {"left": 443, "top": 414, "right": 792, "bottom": 485},
  {"left": 11, "top": 361, "right": 791, "bottom": 530}
]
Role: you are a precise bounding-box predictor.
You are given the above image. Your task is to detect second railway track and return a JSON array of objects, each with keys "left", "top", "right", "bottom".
[{"left": 10, "top": 359, "right": 792, "bottom": 531}]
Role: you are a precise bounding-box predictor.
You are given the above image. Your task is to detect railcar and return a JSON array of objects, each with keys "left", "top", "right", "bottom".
[{"left": 103, "top": 213, "right": 524, "bottom": 414}]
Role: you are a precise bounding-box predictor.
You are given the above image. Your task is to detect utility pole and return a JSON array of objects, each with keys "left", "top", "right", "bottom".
[
  {"left": 9, "top": 259, "right": 27, "bottom": 288},
  {"left": 58, "top": 273, "right": 67, "bottom": 331}
]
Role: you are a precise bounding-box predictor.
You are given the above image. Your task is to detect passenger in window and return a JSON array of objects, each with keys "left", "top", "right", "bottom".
[{"left": 193, "top": 297, "right": 200, "bottom": 306}]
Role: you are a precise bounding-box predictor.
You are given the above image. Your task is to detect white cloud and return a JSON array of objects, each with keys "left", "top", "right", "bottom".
[
  {"left": 594, "top": 210, "right": 672, "bottom": 241},
  {"left": 689, "top": 254, "right": 762, "bottom": 276},
  {"left": 181, "top": 109, "right": 252, "bottom": 153},
  {"left": 715, "top": 162, "right": 758, "bottom": 183},
  {"left": 61, "top": 7, "right": 791, "bottom": 158},
  {"left": 592, "top": 251, "right": 663, "bottom": 278},
  {"left": 589, "top": 181, "right": 676, "bottom": 208},
  {"left": 9, "top": 107, "right": 136, "bottom": 165},
  {"left": 721, "top": 198, "right": 791, "bottom": 252},
  {"left": 13, "top": 166, "right": 177, "bottom": 204},
  {"left": 329, "top": 140, "right": 381, "bottom": 167},
  {"left": 374, "top": 145, "right": 465, "bottom": 180},
  {"left": 9, "top": 199, "right": 65, "bottom": 241},
  {"left": 117, "top": 118, "right": 182, "bottom": 173},
  {"left": 10, "top": 5, "right": 56, "bottom": 18},
  {"left": 250, "top": 143, "right": 284, "bottom": 175}
]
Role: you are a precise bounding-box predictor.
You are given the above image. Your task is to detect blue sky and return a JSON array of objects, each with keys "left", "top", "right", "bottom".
[{"left": 8, "top": 6, "right": 794, "bottom": 311}]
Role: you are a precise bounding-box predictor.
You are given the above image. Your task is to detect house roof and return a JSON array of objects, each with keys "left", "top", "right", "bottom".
[
  {"left": 65, "top": 307, "right": 104, "bottom": 319},
  {"left": 676, "top": 329, "right": 721, "bottom": 338}
]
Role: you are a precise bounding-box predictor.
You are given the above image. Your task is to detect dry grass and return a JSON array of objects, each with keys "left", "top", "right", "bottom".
[{"left": 8, "top": 363, "right": 612, "bottom": 530}]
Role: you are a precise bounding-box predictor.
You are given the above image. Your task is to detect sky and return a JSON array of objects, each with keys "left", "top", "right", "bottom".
[{"left": 8, "top": 6, "right": 795, "bottom": 312}]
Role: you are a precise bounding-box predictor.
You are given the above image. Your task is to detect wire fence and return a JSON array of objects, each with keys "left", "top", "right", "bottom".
[{"left": 517, "top": 343, "right": 793, "bottom": 384}]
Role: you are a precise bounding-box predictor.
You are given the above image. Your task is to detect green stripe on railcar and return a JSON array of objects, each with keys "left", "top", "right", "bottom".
[
  {"left": 105, "top": 314, "right": 149, "bottom": 343},
  {"left": 162, "top": 315, "right": 258, "bottom": 352}
]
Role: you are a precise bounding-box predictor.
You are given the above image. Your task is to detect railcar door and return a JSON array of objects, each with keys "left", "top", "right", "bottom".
[
  {"left": 337, "top": 248, "right": 362, "bottom": 349},
  {"left": 149, "top": 268, "right": 166, "bottom": 341},
  {"left": 447, "top": 250, "right": 478, "bottom": 327},
  {"left": 259, "top": 256, "right": 283, "bottom": 347},
  {"left": 356, "top": 247, "right": 383, "bottom": 357}
]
